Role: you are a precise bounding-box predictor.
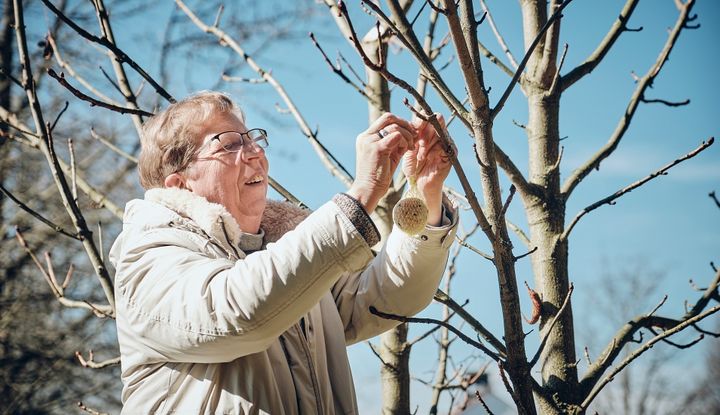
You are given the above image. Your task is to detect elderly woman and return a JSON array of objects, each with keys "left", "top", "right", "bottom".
[{"left": 110, "top": 91, "right": 458, "bottom": 414}]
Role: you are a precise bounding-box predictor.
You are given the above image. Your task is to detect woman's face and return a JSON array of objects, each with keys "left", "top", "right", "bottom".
[{"left": 183, "top": 111, "right": 269, "bottom": 231}]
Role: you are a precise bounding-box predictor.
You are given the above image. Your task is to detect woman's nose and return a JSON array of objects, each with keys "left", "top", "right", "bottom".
[{"left": 240, "top": 141, "right": 265, "bottom": 162}]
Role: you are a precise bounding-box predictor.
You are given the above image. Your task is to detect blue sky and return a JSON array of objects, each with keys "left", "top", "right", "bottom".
[{"left": 31, "top": 0, "right": 720, "bottom": 412}]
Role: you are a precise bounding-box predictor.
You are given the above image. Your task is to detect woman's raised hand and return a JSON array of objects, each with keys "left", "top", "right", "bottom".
[
  {"left": 403, "top": 114, "right": 452, "bottom": 226},
  {"left": 347, "top": 113, "right": 416, "bottom": 213}
]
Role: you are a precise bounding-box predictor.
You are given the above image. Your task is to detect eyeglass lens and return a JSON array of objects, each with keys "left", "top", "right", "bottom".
[{"left": 219, "top": 129, "right": 268, "bottom": 152}]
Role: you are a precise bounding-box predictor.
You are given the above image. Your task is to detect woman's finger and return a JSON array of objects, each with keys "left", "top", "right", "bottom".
[
  {"left": 382, "top": 123, "right": 416, "bottom": 150},
  {"left": 367, "top": 112, "right": 414, "bottom": 136}
]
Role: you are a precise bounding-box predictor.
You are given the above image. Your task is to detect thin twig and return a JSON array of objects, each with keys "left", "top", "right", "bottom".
[
  {"left": 77, "top": 401, "right": 109, "bottom": 415},
  {"left": 709, "top": 191, "right": 720, "bottom": 208},
  {"left": 455, "top": 234, "right": 493, "bottom": 262},
  {"left": 89, "top": 128, "right": 138, "bottom": 163},
  {"left": 13, "top": 0, "right": 116, "bottom": 310},
  {"left": 14, "top": 227, "right": 114, "bottom": 316},
  {"left": 498, "top": 361, "right": 526, "bottom": 414},
  {"left": 513, "top": 246, "right": 537, "bottom": 262},
  {"left": 46, "top": 32, "right": 118, "bottom": 104},
  {"left": 640, "top": 97, "right": 690, "bottom": 107},
  {"left": 309, "top": 32, "right": 373, "bottom": 102},
  {"left": 562, "top": 137, "right": 714, "bottom": 241},
  {"left": 475, "top": 390, "right": 496, "bottom": 415},
  {"left": 0, "top": 188, "right": 78, "bottom": 239},
  {"left": 0, "top": 65, "right": 23, "bottom": 88},
  {"left": 547, "top": 43, "right": 569, "bottom": 95},
  {"left": 434, "top": 289, "right": 507, "bottom": 357},
  {"left": 561, "top": 0, "right": 641, "bottom": 91},
  {"left": 369, "top": 306, "right": 501, "bottom": 361},
  {"left": 98, "top": 65, "right": 123, "bottom": 97},
  {"left": 562, "top": 0, "right": 696, "bottom": 197},
  {"left": 580, "top": 304, "right": 720, "bottom": 410},
  {"left": 40, "top": 0, "right": 174, "bottom": 102},
  {"left": 501, "top": 185, "right": 516, "bottom": 216},
  {"left": 177, "top": 0, "right": 353, "bottom": 188},
  {"left": 75, "top": 350, "right": 120, "bottom": 369},
  {"left": 47, "top": 69, "right": 154, "bottom": 117},
  {"left": 478, "top": 0, "right": 518, "bottom": 69},
  {"left": 212, "top": 4, "right": 224, "bottom": 27},
  {"left": 68, "top": 138, "right": 77, "bottom": 202},
  {"left": 49, "top": 101, "right": 69, "bottom": 132}
]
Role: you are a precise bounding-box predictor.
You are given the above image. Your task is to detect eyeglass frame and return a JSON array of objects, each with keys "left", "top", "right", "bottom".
[{"left": 196, "top": 128, "right": 269, "bottom": 156}]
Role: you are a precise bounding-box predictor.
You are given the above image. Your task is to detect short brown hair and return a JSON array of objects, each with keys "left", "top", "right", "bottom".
[{"left": 138, "top": 91, "right": 245, "bottom": 189}]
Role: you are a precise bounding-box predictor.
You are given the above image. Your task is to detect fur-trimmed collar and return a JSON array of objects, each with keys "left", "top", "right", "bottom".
[{"left": 145, "top": 187, "right": 310, "bottom": 249}]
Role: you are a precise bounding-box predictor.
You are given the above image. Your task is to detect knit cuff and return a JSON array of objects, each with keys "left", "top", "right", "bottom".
[{"left": 332, "top": 193, "right": 381, "bottom": 247}]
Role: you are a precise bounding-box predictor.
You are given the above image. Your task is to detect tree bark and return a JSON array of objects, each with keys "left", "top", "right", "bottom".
[
  {"left": 520, "top": 1, "right": 579, "bottom": 413},
  {"left": 0, "top": 0, "right": 15, "bottom": 226},
  {"left": 361, "top": 16, "right": 412, "bottom": 414}
]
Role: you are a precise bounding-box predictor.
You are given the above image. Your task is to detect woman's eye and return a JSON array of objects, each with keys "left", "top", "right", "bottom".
[{"left": 225, "top": 141, "right": 244, "bottom": 151}]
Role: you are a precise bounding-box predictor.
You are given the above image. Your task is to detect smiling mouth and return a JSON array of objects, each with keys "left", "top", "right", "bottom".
[{"left": 245, "top": 175, "right": 264, "bottom": 185}]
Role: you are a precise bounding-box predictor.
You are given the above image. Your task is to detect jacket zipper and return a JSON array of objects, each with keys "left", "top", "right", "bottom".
[{"left": 295, "top": 323, "right": 325, "bottom": 415}]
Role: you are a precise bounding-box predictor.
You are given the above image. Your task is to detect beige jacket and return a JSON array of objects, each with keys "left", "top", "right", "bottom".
[{"left": 109, "top": 187, "right": 458, "bottom": 414}]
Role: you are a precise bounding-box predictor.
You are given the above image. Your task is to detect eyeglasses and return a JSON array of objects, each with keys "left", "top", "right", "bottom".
[{"left": 199, "top": 128, "right": 269, "bottom": 154}]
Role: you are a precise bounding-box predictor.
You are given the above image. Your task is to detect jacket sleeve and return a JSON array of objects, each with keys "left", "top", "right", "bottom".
[
  {"left": 113, "top": 201, "right": 374, "bottom": 363},
  {"left": 331, "top": 198, "right": 459, "bottom": 345}
]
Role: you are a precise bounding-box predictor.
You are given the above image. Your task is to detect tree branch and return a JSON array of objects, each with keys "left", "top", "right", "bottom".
[
  {"left": 13, "top": 0, "right": 116, "bottom": 310},
  {"left": 369, "top": 306, "right": 501, "bottom": 362},
  {"left": 45, "top": 32, "right": 119, "bottom": 105},
  {"left": 579, "top": 266, "right": 720, "bottom": 401},
  {"left": 337, "top": 1, "right": 495, "bottom": 240},
  {"left": 0, "top": 107, "right": 124, "bottom": 218},
  {"left": 75, "top": 350, "right": 120, "bottom": 369},
  {"left": 561, "top": 137, "right": 713, "bottom": 241},
  {"left": 490, "top": 0, "right": 575, "bottom": 119},
  {"left": 454, "top": 234, "right": 494, "bottom": 262},
  {"left": 39, "top": 0, "right": 174, "bottom": 103},
  {"left": 90, "top": 128, "right": 138, "bottom": 163},
  {"left": 709, "top": 191, "right": 720, "bottom": 208},
  {"left": 359, "top": 0, "right": 534, "bottom": 201},
  {"left": 562, "top": 0, "right": 696, "bottom": 197},
  {"left": 478, "top": 0, "right": 518, "bottom": 69},
  {"left": 14, "top": 228, "right": 114, "bottom": 317},
  {"left": 477, "top": 40, "right": 514, "bottom": 77},
  {"left": 0, "top": 185, "right": 78, "bottom": 239},
  {"left": 434, "top": 289, "right": 507, "bottom": 358},
  {"left": 176, "top": 0, "right": 354, "bottom": 188},
  {"left": 561, "top": 0, "right": 641, "bottom": 91},
  {"left": 639, "top": 97, "right": 690, "bottom": 107},
  {"left": 580, "top": 304, "right": 720, "bottom": 410},
  {"left": 309, "top": 32, "right": 374, "bottom": 103},
  {"left": 47, "top": 69, "right": 154, "bottom": 117},
  {"left": 91, "top": 0, "right": 151, "bottom": 135}
]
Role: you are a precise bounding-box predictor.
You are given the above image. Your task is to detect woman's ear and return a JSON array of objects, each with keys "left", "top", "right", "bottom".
[{"left": 164, "top": 172, "right": 188, "bottom": 190}]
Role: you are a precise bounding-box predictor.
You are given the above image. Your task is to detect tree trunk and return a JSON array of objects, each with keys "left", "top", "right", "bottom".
[
  {"left": 520, "top": 1, "right": 580, "bottom": 411},
  {"left": 0, "top": 0, "right": 14, "bottom": 225},
  {"left": 362, "top": 24, "right": 412, "bottom": 415}
]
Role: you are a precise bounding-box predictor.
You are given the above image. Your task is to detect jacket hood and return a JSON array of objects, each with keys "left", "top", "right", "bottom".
[{"left": 126, "top": 187, "right": 310, "bottom": 248}]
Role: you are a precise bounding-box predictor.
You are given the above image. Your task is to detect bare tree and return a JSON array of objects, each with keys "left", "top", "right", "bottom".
[
  {"left": 0, "top": 0, "right": 321, "bottom": 412},
  {"left": 320, "top": 1, "right": 718, "bottom": 414},
  {"left": 1, "top": 0, "right": 717, "bottom": 414}
]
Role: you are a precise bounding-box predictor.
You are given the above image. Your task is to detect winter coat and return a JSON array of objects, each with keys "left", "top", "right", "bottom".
[{"left": 109, "top": 187, "right": 458, "bottom": 414}]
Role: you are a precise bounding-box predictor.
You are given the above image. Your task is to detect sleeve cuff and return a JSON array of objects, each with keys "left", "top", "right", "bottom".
[{"left": 332, "top": 193, "right": 381, "bottom": 247}]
